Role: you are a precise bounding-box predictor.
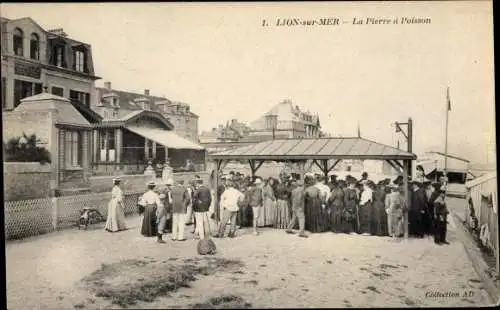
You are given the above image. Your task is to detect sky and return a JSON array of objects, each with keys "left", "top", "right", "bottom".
[{"left": 1, "top": 1, "right": 495, "bottom": 165}]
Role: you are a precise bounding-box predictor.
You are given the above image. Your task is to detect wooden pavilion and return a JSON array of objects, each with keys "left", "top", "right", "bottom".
[{"left": 209, "top": 137, "right": 417, "bottom": 238}]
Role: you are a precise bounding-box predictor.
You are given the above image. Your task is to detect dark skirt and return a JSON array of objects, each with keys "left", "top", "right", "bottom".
[
  {"left": 340, "top": 206, "right": 357, "bottom": 233},
  {"left": 358, "top": 202, "right": 372, "bottom": 234},
  {"left": 305, "top": 199, "right": 325, "bottom": 233},
  {"left": 237, "top": 205, "right": 252, "bottom": 227},
  {"left": 371, "top": 200, "right": 387, "bottom": 236},
  {"left": 141, "top": 204, "right": 157, "bottom": 237},
  {"left": 327, "top": 204, "right": 343, "bottom": 232},
  {"left": 273, "top": 199, "right": 291, "bottom": 229}
]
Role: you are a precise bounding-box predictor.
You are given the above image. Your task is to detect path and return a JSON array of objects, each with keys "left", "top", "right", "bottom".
[{"left": 6, "top": 210, "right": 494, "bottom": 309}]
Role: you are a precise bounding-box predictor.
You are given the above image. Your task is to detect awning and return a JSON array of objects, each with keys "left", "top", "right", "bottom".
[{"left": 126, "top": 126, "right": 204, "bottom": 150}]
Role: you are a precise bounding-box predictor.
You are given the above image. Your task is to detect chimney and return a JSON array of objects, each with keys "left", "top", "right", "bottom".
[
  {"left": 144, "top": 89, "right": 150, "bottom": 96},
  {"left": 104, "top": 81, "right": 111, "bottom": 90}
]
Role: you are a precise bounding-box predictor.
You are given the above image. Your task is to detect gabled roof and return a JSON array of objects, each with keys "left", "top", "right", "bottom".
[
  {"left": 95, "top": 87, "right": 198, "bottom": 117},
  {"left": 98, "top": 109, "right": 174, "bottom": 130},
  {"left": 210, "top": 137, "right": 417, "bottom": 161},
  {"left": 6, "top": 17, "right": 46, "bottom": 34},
  {"left": 16, "top": 93, "right": 91, "bottom": 128}
]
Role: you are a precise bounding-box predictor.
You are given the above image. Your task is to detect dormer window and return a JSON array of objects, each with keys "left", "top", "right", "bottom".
[
  {"left": 134, "top": 97, "right": 150, "bottom": 110},
  {"left": 72, "top": 45, "right": 87, "bottom": 72},
  {"left": 49, "top": 37, "right": 67, "bottom": 68},
  {"left": 13, "top": 28, "right": 24, "bottom": 56},
  {"left": 112, "top": 97, "right": 119, "bottom": 107},
  {"left": 30, "top": 33, "right": 39, "bottom": 60}
]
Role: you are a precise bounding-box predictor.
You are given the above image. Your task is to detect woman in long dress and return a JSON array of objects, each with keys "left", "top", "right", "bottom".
[
  {"left": 327, "top": 181, "right": 345, "bottom": 233},
  {"left": 358, "top": 181, "right": 374, "bottom": 235},
  {"left": 139, "top": 182, "right": 164, "bottom": 237},
  {"left": 262, "top": 178, "right": 277, "bottom": 227},
  {"left": 304, "top": 174, "right": 325, "bottom": 233},
  {"left": 273, "top": 177, "right": 291, "bottom": 229},
  {"left": 105, "top": 178, "right": 127, "bottom": 232},
  {"left": 342, "top": 179, "right": 359, "bottom": 234},
  {"left": 371, "top": 182, "right": 388, "bottom": 236}
]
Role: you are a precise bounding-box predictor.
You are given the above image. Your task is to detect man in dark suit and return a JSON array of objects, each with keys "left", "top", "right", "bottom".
[
  {"left": 193, "top": 179, "right": 212, "bottom": 239},
  {"left": 410, "top": 182, "right": 428, "bottom": 238}
]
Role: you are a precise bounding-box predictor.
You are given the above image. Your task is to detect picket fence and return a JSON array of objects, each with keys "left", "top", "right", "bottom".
[{"left": 4, "top": 191, "right": 143, "bottom": 240}]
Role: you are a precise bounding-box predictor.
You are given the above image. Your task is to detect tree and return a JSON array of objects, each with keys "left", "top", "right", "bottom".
[{"left": 4, "top": 133, "right": 51, "bottom": 164}]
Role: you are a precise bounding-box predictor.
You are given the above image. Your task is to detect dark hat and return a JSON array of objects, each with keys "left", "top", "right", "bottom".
[
  {"left": 432, "top": 182, "right": 442, "bottom": 189},
  {"left": 393, "top": 175, "right": 403, "bottom": 185}
]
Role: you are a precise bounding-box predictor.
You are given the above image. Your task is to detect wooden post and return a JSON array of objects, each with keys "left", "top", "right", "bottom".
[
  {"left": 52, "top": 197, "right": 58, "bottom": 231},
  {"left": 214, "top": 159, "right": 221, "bottom": 224},
  {"left": 322, "top": 159, "right": 329, "bottom": 180},
  {"left": 403, "top": 159, "right": 410, "bottom": 239},
  {"left": 115, "top": 128, "right": 122, "bottom": 170},
  {"left": 249, "top": 160, "right": 256, "bottom": 178}
]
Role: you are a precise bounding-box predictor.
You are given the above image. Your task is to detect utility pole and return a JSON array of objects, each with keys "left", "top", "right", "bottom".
[
  {"left": 395, "top": 118, "right": 413, "bottom": 177},
  {"left": 444, "top": 87, "right": 451, "bottom": 189}
]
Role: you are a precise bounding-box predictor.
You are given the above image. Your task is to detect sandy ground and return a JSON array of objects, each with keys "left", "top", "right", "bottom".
[{"left": 6, "top": 199, "right": 495, "bottom": 309}]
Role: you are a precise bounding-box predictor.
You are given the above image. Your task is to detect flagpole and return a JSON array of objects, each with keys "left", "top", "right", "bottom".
[{"left": 444, "top": 87, "right": 450, "bottom": 187}]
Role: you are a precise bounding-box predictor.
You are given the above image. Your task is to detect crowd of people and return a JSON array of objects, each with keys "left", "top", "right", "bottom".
[
  {"left": 214, "top": 170, "right": 450, "bottom": 244},
  {"left": 102, "top": 170, "right": 450, "bottom": 246}
]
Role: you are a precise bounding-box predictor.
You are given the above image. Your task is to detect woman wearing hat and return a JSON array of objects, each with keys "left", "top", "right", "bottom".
[
  {"left": 105, "top": 177, "right": 127, "bottom": 232},
  {"left": 139, "top": 180, "right": 166, "bottom": 242},
  {"left": 358, "top": 180, "right": 374, "bottom": 235},
  {"left": 327, "top": 180, "right": 345, "bottom": 233},
  {"left": 385, "top": 183, "right": 406, "bottom": 238},
  {"left": 273, "top": 173, "right": 292, "bottom": 229},
  {"left": 262, "top": 177, "right": 277, "bottom": 227},
  {"left": 304, "top": 173, "right": 326, "bottom": 233},
  {"left": 341, "top": 178, "right": 359, "bottom": 234},
  {"left": 371, "top": 181, "right": 388, "bottom": 236}
]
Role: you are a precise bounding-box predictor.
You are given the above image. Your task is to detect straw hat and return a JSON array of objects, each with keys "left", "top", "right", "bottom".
[
  {"left": 147, "top": 180, "right": 156, "bottom": 187},
  {"left": 254, "top": 178, "right": 263, "bottom": 185},
  {"left": 112, "top": 177, "right": 121, "bottom": 182},
  {"left": 165, "top": 179, "right": 173, "bottom": 186}
]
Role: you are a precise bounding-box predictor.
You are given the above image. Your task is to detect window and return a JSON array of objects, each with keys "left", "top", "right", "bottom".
[
  {"left": 13, "top": 28, "right": 23, "bottom": 56},
  {"left": 64, "top": 131, "right": 81, "bottom": 167},
  {"left": 73, "top": 49, "right": 85, "bottom": 72},
  {"left": 14, "top": 79, "right": 42, "bottom": 108},
  {"left": 51, "top": 44, "right": 66, "bottom": 68},
  {"left": 30, "top": 33, "right": 39, "bottom": 60},
  {"left": 108, "top": 129, "right": 115, "bottom": 150},
  {"left": 56, "top": 46, "right": 63, "bottom": 67},
  {"left": 51, "top": 86, "right": 64, "bottom": 97},
  {"left": 70, "top": 90, "right": 90, "bottom": 108}
]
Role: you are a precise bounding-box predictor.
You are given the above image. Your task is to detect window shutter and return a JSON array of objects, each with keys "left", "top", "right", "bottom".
[
  {"left": 34, "top": 83, "right": 42, "bottom": 95},
  {"left": 85, "top": 93, "right": 90, "bottom": 108},
  {"left": 84, "top": 50, "right": 89, "bottom": 73}
]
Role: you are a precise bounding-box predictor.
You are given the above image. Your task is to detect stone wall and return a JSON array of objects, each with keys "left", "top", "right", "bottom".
[{"left": 3, "top": 162, "right": 53, "bottom": 201}]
